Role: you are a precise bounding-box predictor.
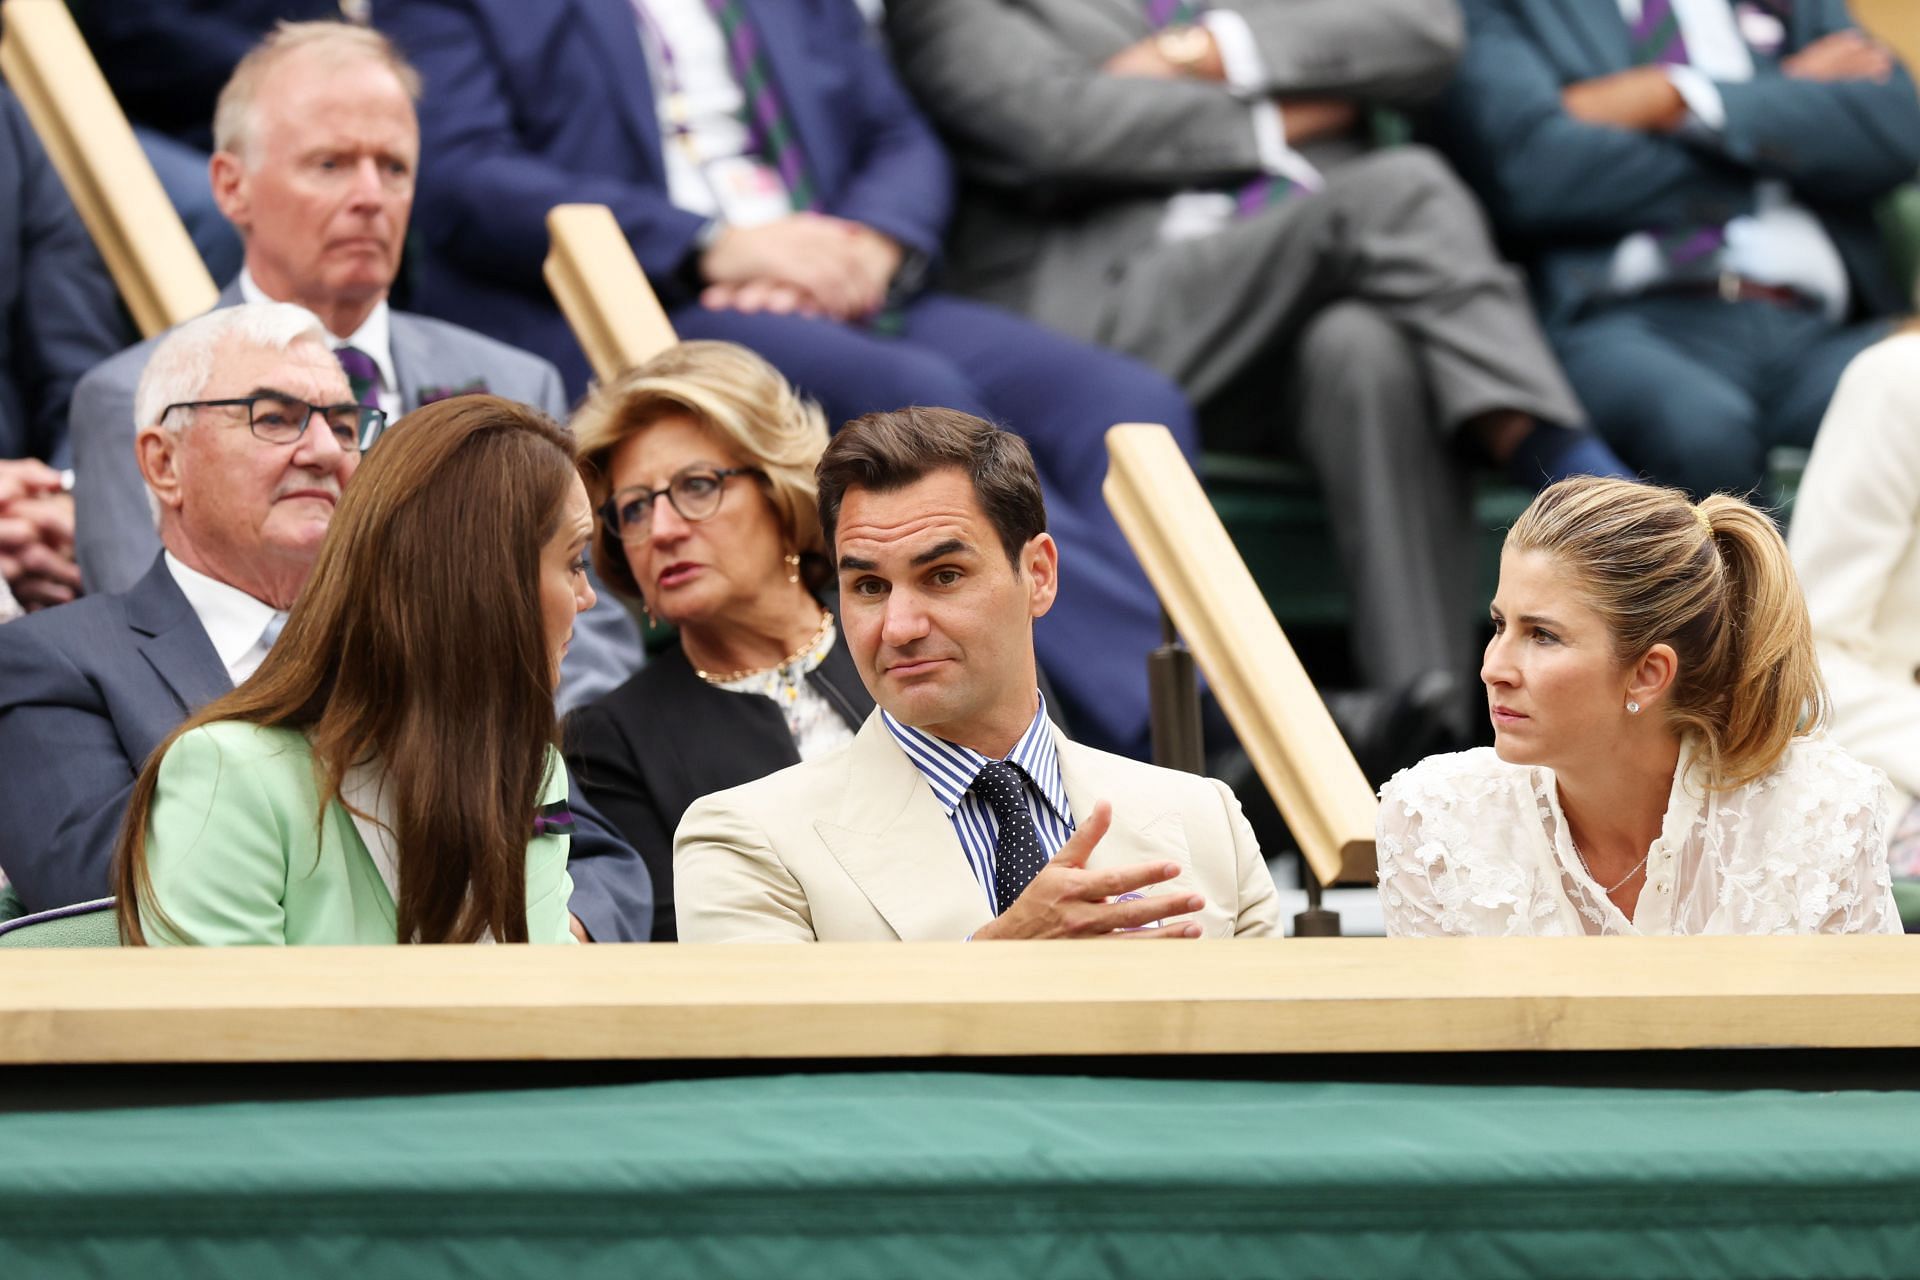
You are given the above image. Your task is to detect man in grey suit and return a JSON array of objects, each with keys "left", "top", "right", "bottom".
[
  {"left": 887, "top": 0, "right": 1627, "bottom": 735},
  {"left": 67, "top": 20, "right": 641, "bottom": 708},
  {"left": 0, "top": 303, "right": 654, "bottom": 938}
]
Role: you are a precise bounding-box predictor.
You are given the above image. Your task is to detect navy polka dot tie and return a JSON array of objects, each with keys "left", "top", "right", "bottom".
[{"left": 973, "top": 760, "right": 1047, "bottom": 915}]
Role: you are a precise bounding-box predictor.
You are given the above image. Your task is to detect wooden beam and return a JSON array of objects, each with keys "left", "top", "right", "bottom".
[
  {"left": 542, "top": 203, "right": 679, "bottom": 383},
  {"left": 2, "top": 937, "right": 1918, "bottom": 1065},
  {"left": 1105, "top": 424, "right": 1377, "bottom": 885},
  {"left": 0, "top": 0, "right": 216, "bottom": 336},
  {"left": 1856, "top": 0, "right": 1920, "bottom": 75}
]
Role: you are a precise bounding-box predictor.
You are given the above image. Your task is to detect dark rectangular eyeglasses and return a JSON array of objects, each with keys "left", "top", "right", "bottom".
[{"left": 163, "top": 394, "right": 388, "bottom": 453}]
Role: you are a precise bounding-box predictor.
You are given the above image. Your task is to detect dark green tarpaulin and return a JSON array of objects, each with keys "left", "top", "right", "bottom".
[{"left": 3, "top": 1071, "right": 1919, "bottom": 1278}]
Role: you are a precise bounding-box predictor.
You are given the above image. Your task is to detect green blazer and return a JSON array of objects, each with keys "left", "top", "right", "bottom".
[{"left": 140, "top": 721, "right": 577, "bottom": 946}]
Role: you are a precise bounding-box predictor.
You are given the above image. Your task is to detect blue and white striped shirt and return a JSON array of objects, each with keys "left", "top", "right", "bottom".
[{"left": 881, "top": 697, "right": 1076, "bottom": 912}]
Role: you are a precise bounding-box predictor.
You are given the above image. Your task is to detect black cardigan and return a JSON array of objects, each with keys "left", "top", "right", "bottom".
[{"left": 562, "top": 632, "right": 874, "bottom": 942}]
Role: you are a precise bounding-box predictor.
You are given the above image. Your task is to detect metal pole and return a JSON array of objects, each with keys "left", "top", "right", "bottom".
[
  {"left": 1292, "top": 859, "right": 1342, "bottom": 936},
  {"left": 1146, "top": 609, "right": 1205, "bottom": 775}
]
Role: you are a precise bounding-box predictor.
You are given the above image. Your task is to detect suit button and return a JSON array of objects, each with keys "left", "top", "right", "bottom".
[{"left": 1912, "top": 665, "right": 1920, "bottom": 684}]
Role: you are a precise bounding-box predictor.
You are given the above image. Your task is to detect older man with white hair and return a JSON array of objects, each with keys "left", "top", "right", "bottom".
[
  {"left": 0, "top": 304, "right": 654, "bottom": 939},
  {"left": 68, "top": 19, "right": 643, "bottom": 710}
]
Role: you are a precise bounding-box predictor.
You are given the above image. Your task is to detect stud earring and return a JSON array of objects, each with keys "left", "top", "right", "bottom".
[
  {"left": 1626, "top": 700, "right": 1641, "bottom": 715},
  {"left": 784, "top": 552, "right": 801, "bottom": 585}
]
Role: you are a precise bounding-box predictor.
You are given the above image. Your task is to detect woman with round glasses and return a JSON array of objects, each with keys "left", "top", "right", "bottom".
[{"left": 564, "top": 342, "right": 873, "bottom": 941}]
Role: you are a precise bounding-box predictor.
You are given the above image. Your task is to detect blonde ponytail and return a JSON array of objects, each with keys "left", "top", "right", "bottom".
[{"left": 1507, "top": 477, "right": 1824, "bottom": 789}]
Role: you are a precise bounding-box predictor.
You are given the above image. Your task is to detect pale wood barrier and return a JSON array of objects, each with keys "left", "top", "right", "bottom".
[
  {"left": 1106, "top": 425, "right": 1377, "bottom": 886},
  {"left": 0, "top": 0, "right": 217, "bottom": 336},
  {"left": 1, "top": 937, "right": 1917, "bottom": 1065},
  {"left": 1857, "top": 0, "right": 1920, "bottom": 74},
  {"left": 543, "top": 203, "right": 679, "bottom": 380}
]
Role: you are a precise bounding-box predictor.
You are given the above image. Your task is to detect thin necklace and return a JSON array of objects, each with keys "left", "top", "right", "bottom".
[
  {"left": 694, "top": 609, "right": 834, "bottom": 685},
  {"left": 1569, "top": 832, "right": 1650, "bottom": 895}
]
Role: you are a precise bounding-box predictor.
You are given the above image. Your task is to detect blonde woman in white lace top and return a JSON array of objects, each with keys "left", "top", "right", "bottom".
[{"left": 1378, "top": 476, "right": 1899, "bottom": 937}]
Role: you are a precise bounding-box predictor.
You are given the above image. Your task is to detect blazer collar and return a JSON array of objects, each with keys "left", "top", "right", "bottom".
[
  {"left": 575, "top": 0, "right": 670, "bottom": 168},
  {"left": 810, "top": 714, "right": 1189, "bottom": 940},
  {"left": 1551, "top": 1, "right": 1633, "bottom": 73},
  {"left": 813, "top": 713, "right": 993, "bottom": 941},
  {"left": 128, "top": 554, "right": 232, "bottom": 712}
]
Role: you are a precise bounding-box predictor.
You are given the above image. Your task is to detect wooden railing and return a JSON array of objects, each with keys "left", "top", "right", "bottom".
[
  {"left": 0, "top": 0, "right": 216, "bottom": 335},
  {"left": 1106, "top": 425, "right": 1377, "bottom": 887},
  {"left": 2, "top": 937, "right": 1917, "bottom": 1064},
  {"left": 543, "top": 203, "right": 679, "bottom": 378}
]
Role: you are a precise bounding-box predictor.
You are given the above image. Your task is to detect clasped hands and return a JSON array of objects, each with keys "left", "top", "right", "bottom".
[
  {"left": 0, "top": 457, "right": 80, "bottom": 610},
  {"left": 970, "top": 801, "right": 1207, "bottom": 941},
  {"left": 698, "top": 213, "right": 902, "bottom": 321},
  {"left": 1563, "top": 29, "right": 1894, "bottom": 132}
]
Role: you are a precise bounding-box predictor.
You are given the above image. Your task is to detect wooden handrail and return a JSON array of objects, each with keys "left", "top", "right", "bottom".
[
  {"left": 1855, "top": 0, "right": 1920, "bottom": 75},
  {"left": 1106, "top": 424, "right": 1377, "bottom": 885},
  {"left": 0, "top": 0, "right": 216, "bottom": 336},
  {"left": 2, "top": 937, "right": 1917, "bottom": 1064},
  {"left": 542, "top": 203, "right": 679, "bottom": 381}
]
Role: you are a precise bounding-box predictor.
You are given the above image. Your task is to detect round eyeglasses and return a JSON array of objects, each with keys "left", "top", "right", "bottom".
[
  {"left": 601, "top": 466, "right": 764, "bottom": 544},
  {"left": 163, "top": 394, "right": 387, "bottom": 453}
]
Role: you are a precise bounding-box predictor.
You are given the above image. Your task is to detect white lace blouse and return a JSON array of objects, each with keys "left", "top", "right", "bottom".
[{"left": 1377, "top": 738, "right": 1901, "bottom": 936}]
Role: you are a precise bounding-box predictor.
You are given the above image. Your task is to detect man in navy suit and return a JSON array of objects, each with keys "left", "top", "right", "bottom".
[
  {"left": 1432, "top": 0, "right": 1920, "bottom": 497},
  {"left": 379, "top": 0, "right": 1200, "bottom": 759},
  {"left": 0, "top": 304, "right": 654, "bottom": 939}
]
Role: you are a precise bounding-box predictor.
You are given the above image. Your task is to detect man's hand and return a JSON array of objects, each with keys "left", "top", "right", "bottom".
[
  {"left": 1103, "top": 28, "right": 1224, "bottom": 81},
  {"left": 700, "top": 279, "right": 823, "bottom": 316},
  {"left": 970, "top": 801, "right": 1206, "bottom": 940},
  {"left": 0, "top": 461, "right": 79, "bottom": 610},
  {"left": 1784, "top": 29, "right": 1893, "bottom": 83},
  {"left": 1562, "top": 66, "right": 1689, "bottom": 132},
  {"left": 698, "top": 215, "right": 888, "bottom": 321},
  {"left": 1281, "top": 98, "right": 1361, "bottom": 146}
]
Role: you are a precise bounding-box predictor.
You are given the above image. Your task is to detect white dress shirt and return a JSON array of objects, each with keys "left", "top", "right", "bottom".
[
  {"left": 165, "top": 551, "right": 287, "bottom": 686},
  {"left": 631, "top": 0, "right": 793, "bottom": 226},
  {"left": 1610, "top": 0, "right": 1852, "bottom": 318},
  {"left": 1378, "top": 737, "right": 1900, "bottom": 936},
  {"left": 238, "top": 269, "right": 401, "bottom": 419}
]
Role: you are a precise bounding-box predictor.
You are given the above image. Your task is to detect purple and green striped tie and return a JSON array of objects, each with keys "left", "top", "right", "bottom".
[
  {"left": 705, "top": 0, "right": 817, "bottom": 212},
  {"left": 1137, "top": 0, "right": 1314, "bottom": 215},
  {"left": 334, "top": 345, "right": 381, "bottom": 410},
  {"left": 1628, "top": 0, "right": 1727, "bottom": 272}
]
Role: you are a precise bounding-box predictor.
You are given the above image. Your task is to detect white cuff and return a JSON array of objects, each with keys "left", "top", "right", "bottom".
[
  {"left": 1201, "top": 10, "right": 1267, "bottom": 93},
  {"left": 1665, "top": 65, "right": 1726, "bottom": 132}
]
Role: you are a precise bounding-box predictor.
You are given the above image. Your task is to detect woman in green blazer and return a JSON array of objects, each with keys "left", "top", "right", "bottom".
[{"left": 115, "top": 394, "right": 600, "bottom": 946}]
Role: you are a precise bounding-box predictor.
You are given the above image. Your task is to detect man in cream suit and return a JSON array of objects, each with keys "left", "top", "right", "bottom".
[
  {"left": 65, "top": 20, "right": 640, "bottom": 708},
  {"left": 675, "top": 407, "right": 1278, "bottom": 942}
]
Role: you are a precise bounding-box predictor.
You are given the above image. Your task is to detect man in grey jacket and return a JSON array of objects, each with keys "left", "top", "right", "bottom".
[
  {"left": 67, "top": 20, "right": 642, "bottom": 708},
  {"left": 889, "top": 0, "right": 1626, "bottom": 735}
]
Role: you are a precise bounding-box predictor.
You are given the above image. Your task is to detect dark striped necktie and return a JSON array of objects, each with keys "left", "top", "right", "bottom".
[
  {"left": 972, "top": 760, "right": 1048, "bottom": 916},
  {"left": 1627, "top": 0, "right": 1727, "bottom": 273},
  {"left": 334, "top": 345, "right": 381, "bottom": 409},
  {"left": 704, "top": 0, "right": 817, "bottom": 212}
]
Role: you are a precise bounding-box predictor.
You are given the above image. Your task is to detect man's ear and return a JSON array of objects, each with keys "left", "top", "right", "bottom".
[
  {"left": 1022, "top": 533, "right": 1059, "bottom": 620},
  {"left": 1627, "top": 642, "right": 1679, "bottom": 714},
  {"left": 208, "top": 150, "right": 250, "bottom": 235},
  {"left": 137, "top": 424, "right": 186, "bottom": 521}
]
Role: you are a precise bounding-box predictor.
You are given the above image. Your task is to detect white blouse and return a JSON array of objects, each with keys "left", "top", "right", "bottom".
[{"left": 1377, "top": 738, "right": 1900, "bottom": 936}]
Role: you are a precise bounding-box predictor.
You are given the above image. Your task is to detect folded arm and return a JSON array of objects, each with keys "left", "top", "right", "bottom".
[{"left": 1218, "top": 0, "right": 1464, "bottom": 104}]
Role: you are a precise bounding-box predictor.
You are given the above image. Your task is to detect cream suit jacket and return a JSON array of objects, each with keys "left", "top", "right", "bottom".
[
  {"left": 673, "top": 712, "right": 1280, "bottom": 942},
  {"left": 1791, "top": 332, "right": 1920, "bottom": 809}
]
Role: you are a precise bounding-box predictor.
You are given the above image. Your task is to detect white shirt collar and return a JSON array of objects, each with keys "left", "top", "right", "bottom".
[
  {"left": 164, "top": 551, "right": 284, "bottom": 685},
  {"left": 237, "top": 266, "right": 399, "bottom": 403}
]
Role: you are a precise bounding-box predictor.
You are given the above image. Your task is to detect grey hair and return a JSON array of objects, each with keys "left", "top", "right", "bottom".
[
  {"left": 213, "top": 21, "right": 423, "bottom": 163},
  {"left": 135, "top": 303, "right": 334, "bottom": 437}
]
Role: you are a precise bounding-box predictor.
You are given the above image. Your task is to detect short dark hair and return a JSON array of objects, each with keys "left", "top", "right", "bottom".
[{"left": 816, "top": 407, "right": 1047, "bottom": 566}]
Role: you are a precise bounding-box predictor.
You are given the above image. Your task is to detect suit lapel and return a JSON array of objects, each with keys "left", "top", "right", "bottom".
[
  {"left": 388, "top": 312, "right": 426, "bottom": 414},
  {"left": 574, "top": 0, "right": 670, "bottom": 172},
  {"left": 1056, "top": 733, "right": 1191, "bottom": 884},
  {"left": 125, "top": 557, "right": 231, "bottom": 713},
  {"left": 812, "top": 715, "right": 992, "bottom": 941},
  {"left": 1539, "top": 0, "right": 1633, "bottom": 74}
]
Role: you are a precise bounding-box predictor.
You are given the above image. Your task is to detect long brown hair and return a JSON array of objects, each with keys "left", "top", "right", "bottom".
[
  {"left": 1506, "top": 475, "right": 1825, "bottom": 790},
  {"left": 115, "top": 396, "right": 578, "bottom": 944}
]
